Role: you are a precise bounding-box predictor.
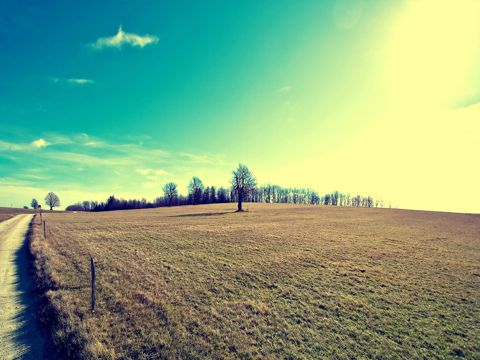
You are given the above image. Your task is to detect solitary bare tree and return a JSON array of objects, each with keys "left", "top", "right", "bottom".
[
  {"left": 45, "top": 192, "right": 60, "bottom": 210},
  {"left": 231, "top": 164, "right": 256, "bottom": 212},
  {"left": 163, "top": 182, "right": 178, "bottom": 206}
]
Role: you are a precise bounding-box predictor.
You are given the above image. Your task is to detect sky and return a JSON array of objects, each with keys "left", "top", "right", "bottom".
[{"left": 0, "top": 0, "right": 479, "bottom": 213}]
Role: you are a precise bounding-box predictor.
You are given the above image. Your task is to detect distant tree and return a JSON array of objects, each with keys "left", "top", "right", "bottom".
[
  {"left": 231, "top": 164, "right": 256, "bottom": 212},
  {"left": 154, "top": 196, "right": 164, "bottom": 207},
  {"left": 188, "top": 177, "right": 204, "bottom": 205},
  {"left": 163, "top": 182, "right": 178, "bottom": 207},
  {"left": 23, "top": 206, "right": 28, "bottom": 209},
  {"left": 210, "top": 186, "right": 216, "bottom": 203},
  {"left": 31, "top": 198, "right": 39, "bottom": 209},
  {"left": 202, "top": 186, "right": 210, "bottom": 204},
  {"left": 217, "top": 187, "right": 228, "bottom": 203},
  {"left": 367, "top": 196, "right": 374, "bottom": 208},
  {"left": 309, "top": 191, "right": 320, "bottom": 205},
  {"left": 65, "top": 203, "right": 84, "bottom": 211},
  {"left": 82, "top": 200, "right": 91, "bottom": 211},
  {"left": 105, "top": 195, "right": 119, "bottom": 211},
  {"left": 324, "top": 194, "right": 331, "bottom": 205},
  {"left": 45, "top": 192, "right": 60, "bottom": 210}
]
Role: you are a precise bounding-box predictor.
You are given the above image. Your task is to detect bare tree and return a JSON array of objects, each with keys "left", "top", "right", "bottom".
[
  {"left": 31, "top": 198, "right": 39, "bottom": 209},
  {"left": 231, "top": 164, "right": 256, "bottom": 212},
  {"left": 45, "top": 192, "right": 60, "bottom": 210},
  {"left": 188, "top": 177, "right": 204, "bottom": 205},
  {"left": 163, "top": 182, "right": 178, "bottom": 207}
]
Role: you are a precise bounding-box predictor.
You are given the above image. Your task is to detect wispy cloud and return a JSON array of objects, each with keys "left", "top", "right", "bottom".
[
  {"left": 0, "top": 138, "right": 48, "bottom": 151},
  {"left": 136, "top": 168, "right": 169, "bottom": 178},
  {"left": 179, "top": 152, "right": 225, "bottom": 165},
  {"left": 43, "top": 133, "right": 75, "bottom": 145},
  {"left": 0, "top": 133, "right": 231, "bottom": 207},
  {"left": 0, "top": 134, "right": 225, "bottom": 168},
  {"left": 90, "top": 26, "right": 159, "bottom": 50},
  {"left": 83, "top": 141, "right": 104, "bottom": 147},
  {"left": 73, "top": 133, "right": 105, "bottom": 148},
  {"left": 278, "top": 85, "right": 292, "bottom": 94},
  {"left": 136, "top": 168, "right": 171, "bottom": 189},
  {"left": 51, "top": 77, "right": 94, "bottom": 85},
  {"left": 45, "top": 151, "right": 133, "bottom": 167},
  {"left": 453, "top": 93, "right": 480, "bottom": 109}
]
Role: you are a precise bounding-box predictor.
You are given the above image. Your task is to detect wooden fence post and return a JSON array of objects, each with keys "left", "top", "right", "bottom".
[
  {"left": 43, "top": 220, "right": 46, "bottom": 240},
  {"left": 90, "top": 257, "right": 96, "bottom": 313}
]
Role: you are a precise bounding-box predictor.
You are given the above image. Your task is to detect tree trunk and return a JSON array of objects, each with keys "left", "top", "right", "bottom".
[
  {"left": 237, "top": 192, "right": 243, "bottom": 211},
  {"left": 50, "top": 205, "right": 53, "bottom": 210}
]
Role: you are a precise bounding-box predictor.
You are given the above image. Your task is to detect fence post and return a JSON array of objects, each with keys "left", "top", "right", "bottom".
[
  {"left": 43, "top": 220, "right": 46, "bottom": 240},
  {"left": 90, "top": 257, "right": 96, "bottom": 313}
]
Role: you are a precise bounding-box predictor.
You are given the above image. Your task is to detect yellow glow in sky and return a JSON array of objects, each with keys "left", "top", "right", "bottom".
[
  {"left": 386, "top": 0, "right": 480, "bottom": 108},
  {"left": 272, "top": 1, "right": 480, "bottom": 213}
]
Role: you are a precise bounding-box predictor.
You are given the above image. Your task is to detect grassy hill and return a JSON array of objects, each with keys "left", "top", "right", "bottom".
[{"left": 30, "top": 203, "right": 480, "bottom": 359}]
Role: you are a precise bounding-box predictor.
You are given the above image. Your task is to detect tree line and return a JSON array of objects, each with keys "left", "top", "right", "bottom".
[{"left": 62, "top": 164, "right": 384, "bottom": 212}]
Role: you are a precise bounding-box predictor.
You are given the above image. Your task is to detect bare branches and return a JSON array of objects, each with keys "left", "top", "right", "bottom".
[
  {"left": 44, "top": 192, "right": 60, "bottom": 210},
  {"left": 231, "top": 164, "right": 256, "bottom": 211},
  {"left": 162, "top": 182, "right": 178, "bottom": 207}
]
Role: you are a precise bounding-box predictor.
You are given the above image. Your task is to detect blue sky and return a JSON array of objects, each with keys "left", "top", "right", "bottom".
[{"left": 1, "top": 0, "right": 479, "bottom": 212}]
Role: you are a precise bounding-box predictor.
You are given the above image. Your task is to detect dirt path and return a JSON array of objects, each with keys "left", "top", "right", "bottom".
[{"left": 0, "top": 214, "right": 47, "bottom": 359}]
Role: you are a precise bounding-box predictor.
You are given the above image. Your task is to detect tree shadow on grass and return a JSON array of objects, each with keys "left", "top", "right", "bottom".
[
  {"left": 10, "top": 223, "right": 58, "bottom": 359},
  {"left": 170, "top": 211, "right": 234, "bottom": 218}
]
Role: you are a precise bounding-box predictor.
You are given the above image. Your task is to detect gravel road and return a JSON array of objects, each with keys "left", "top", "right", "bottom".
[{"left": 0, "top": 214, "right": 47, "bottom": 360}]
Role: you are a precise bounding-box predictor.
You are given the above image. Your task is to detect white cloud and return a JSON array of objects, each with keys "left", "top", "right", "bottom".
[
  {"left": 67, "top": 78, "right": 94, "bottom": 85},
  {"left": 51, "top": 77, "right": 94, "bottom": 85},
  {"left": 31, "top": 138, "right": 47, "bottom": 148},
  {"left": 91, "top": 26, "right": 159, "bottom": 50}
]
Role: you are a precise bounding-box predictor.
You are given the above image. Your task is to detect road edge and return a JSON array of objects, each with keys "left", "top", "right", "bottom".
[{"left": 28, "top": 215, "right": 90, "bottom": 360}]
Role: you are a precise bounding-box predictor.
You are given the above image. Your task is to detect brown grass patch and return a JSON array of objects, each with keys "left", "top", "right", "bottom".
[{"left": 30, "top": 204, "right": 480, "bottom": 358}]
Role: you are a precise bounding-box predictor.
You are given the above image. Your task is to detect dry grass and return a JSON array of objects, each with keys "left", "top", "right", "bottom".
[
  {"left": 0, "top": 207, "right": 35, "bottom": 223},
  {"left": 29, "top": 204, "right": 480, "bottom": 359}
]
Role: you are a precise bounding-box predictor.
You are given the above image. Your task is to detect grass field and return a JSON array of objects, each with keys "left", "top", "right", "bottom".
[
  {"left": 0, "top": 207, "right": 36, "bottom": 222},
  {"left": 30, "top": 204, "right": 480, "bottom": 359}
]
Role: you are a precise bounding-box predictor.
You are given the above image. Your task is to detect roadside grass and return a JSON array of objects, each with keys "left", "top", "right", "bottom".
[
  {"left": 0, "top": 207, "right": 35, "bottom": 223},
  {"left": 29, "top": 204, "right": 480, "bottom": 359}
]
